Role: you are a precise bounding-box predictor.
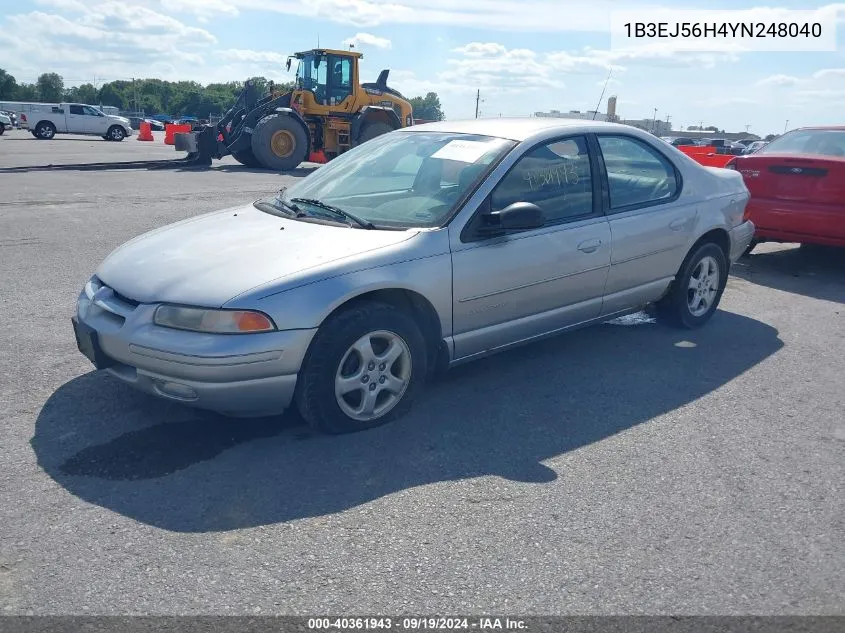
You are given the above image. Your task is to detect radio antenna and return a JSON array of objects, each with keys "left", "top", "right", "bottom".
[{"left": 593, "top": 68, "right": 613, "bottom": 120}]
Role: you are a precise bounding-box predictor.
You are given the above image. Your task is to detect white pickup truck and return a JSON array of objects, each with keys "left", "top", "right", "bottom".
[{"left": 29, "top": 103, "right": 134, "bottom": 141}]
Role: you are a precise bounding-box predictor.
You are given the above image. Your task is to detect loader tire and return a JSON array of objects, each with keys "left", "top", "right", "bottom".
[
  {"left": 357, "top": 121, "right": 394, "bottom": 145},
  {"left": 232, "top": 148, "right": 262, "bottom": 168},
  {"left": 251, "top": 114, "right": 307, "bottom": 171}
]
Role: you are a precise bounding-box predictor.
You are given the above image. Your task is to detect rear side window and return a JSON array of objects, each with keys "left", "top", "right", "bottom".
[{"left": 597, "top": 135, "right": 678, "bottom": 211}]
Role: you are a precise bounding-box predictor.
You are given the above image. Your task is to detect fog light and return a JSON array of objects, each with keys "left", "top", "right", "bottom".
[{"left": 154, "top": 380, "right": 198, "bottom": 401}]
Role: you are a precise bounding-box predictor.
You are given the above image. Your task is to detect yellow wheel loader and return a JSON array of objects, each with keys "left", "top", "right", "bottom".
[{"left": 175, "top": 48, "right": 415, "bottom": 170}]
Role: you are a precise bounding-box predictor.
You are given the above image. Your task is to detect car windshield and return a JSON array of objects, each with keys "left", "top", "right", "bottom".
[
  {"left": 254, "top": 131, "right": 516, "bottom": 229},
  {"left": 757, "top": 129, "right": 845, "bottom": 158}
]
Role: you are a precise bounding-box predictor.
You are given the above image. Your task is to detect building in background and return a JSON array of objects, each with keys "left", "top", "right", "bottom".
[{"left": 534, "top": 109, "right": 608, "bottom": 121}]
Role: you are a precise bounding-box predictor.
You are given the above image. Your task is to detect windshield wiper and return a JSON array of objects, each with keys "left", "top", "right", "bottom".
[
  {"left": 289, "top": 197, "right": 375, "bottom": 229},
  {"left": 267, "top": 187, "right": 306, "bottom": 217}
]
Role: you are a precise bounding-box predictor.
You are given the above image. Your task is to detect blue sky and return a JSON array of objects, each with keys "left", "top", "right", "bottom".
[{"left": 1, "top": 0, "right": 844, "bottom": 136}]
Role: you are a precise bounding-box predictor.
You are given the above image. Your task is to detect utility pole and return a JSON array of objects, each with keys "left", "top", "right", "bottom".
[
  {"left": 475, "top": 90, "right": 480, "bottom": 119},
  {"left": 665, "top": 114, "right": 671, "bottom": 132},
  {"left": 652, "top": 108, "right": 657, "bottom": 132},
  {"left": 784, "top": 119, "right": 789, "bottom": 133},
  {"left": 745, "top": 124, "right": 751, "bottom": 133}
]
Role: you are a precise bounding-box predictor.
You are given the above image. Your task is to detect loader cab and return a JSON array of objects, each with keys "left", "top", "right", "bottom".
[{"left": 291, "top": 49, "right": 359, "bottom": 109}]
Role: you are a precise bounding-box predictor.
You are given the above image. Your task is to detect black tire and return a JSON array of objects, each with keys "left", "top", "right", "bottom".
[
  {"left": 742, "top": 239, "right": 759, "bottom": 257},
  {"left": 107, "top": 125, "right": 125, "bottom": 141},
  {"left": 34, "top": 121, "right": 56, "bottom": 140},
  {"left": 294, "top": 301, "right": 428, "bottom": 435},
  {"left": 357, "top": 121, "right": 394, "bottom": 145},
  {"left": 656, "top": 242, "right": 728, "bottom": 329},
  {"left": 251, "top": 114, "right": 308, "bottom": 170},
  {"left": 0, "top": 123, "right": 5, "bottom": 136},
  {"left": 232, "top": 148, "right": 262, "bottom": 168}
]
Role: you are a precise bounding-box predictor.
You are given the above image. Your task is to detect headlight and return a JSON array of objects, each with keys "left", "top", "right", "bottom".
[{"left": 154, "top": 305, "right": 276, "bottom": 334}]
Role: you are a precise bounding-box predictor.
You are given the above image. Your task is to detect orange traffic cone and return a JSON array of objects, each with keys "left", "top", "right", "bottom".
[{"left": 137, "top": 121, "right": 153, "bottom": 141}]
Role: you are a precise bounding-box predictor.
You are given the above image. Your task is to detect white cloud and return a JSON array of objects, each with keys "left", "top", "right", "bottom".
[
  {"left": 755, "top": 74, "right": 800, "bottom": 88},
  {"left": 0, "top": 2, "right": 216, "bottom": 83},
  {"left": 218, "top": 49, "right": 288, "bottom": 64},
  {"left": 161, "top": 0, "right": 240, "bottom": 22},
  {"left": 228, "top": 0, "right": 653, "bottom": 32},
  {"left": 812, "top": 68, "right": 845, "bottom": 80},
  {"left": 342, "top": 32, "right": 392, "bottom": 49},
  {"left": 34, "top": 0, "right": 87, "bottom": 11}
]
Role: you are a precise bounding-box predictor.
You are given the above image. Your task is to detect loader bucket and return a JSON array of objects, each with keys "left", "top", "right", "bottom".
[{"left": 174, "top": 125, "right": 217, "bottom": 166}]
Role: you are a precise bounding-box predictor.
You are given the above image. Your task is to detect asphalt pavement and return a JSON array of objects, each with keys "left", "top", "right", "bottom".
[{"left": 0, "top": 130, "right": 843, "bottom": 615}]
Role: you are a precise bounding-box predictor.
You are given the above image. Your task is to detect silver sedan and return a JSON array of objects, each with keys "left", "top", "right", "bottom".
[{"left": 72, "top": 118, "right": 755, "bottom": 434}]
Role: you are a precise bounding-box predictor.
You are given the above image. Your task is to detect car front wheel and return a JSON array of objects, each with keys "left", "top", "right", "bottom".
[
  {"left": 107, "top": 125, "right": 126, "bottom": 141},
  {"left": 295, "top": 301, "right": 428, "bottom": 434},
  {"left": 657, "top": 242, "right": 728, "bottom": 329}
]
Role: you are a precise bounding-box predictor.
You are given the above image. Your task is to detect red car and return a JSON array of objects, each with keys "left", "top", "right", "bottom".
[{"left": 726, "top": 126, "right": 845, "bottom": 252}]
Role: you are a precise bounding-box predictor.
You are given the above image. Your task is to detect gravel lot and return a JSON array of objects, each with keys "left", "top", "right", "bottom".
[{"left": 1, "top": 130, "right": 843, "bottom": 615}]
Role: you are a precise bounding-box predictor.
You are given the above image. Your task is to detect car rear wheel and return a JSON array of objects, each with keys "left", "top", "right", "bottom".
[
  {"left": 0, "top": 123, "right": 5, "bottom": 135},
  {"left": 35, "top": 121, "right": 56, "bottom": 140},
  {"left": 657, "top": 242, "right": 728, "bottom": 329},
  {"left": 295, "top": 301, "right": 428, "bottom": 434}
]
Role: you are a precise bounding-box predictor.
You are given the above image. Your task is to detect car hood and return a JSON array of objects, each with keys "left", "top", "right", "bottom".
[{"left": 96, "top": 203, "right": 419, "bottom": 307}]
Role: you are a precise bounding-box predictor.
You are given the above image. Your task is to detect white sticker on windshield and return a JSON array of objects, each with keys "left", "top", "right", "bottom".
[{"left": 431, "top": 140, "right": 496, "bottom": 163}]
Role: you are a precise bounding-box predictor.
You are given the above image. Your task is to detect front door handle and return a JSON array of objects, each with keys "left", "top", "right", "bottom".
[
  {"left": 577, "top": 239, "right": 602, "bottom": 253},
  {"left": 669, "top": 218, "right": 687, "bottom": 231}
]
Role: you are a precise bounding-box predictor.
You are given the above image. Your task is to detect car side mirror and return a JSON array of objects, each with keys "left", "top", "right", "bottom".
[{"left": 477, "top": 201, "right": 545, "bottom": 236}]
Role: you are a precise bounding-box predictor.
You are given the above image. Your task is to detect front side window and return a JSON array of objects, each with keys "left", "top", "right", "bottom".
[
  {"left": 597, "top": 135, "right": 678, "bottom": 210},
  {"left": 296, "top": 54, "right": 327, "bottom": 96},
  {"left": 83, "top": 106, "right": 102, "bottom": 116},
  {"left": 756, "top": 129, "right": 845, "bottom": 158},
  {"left": 254, "top": 131, "right": 516, "bottom": 229},
  {"left": 490, "top": 136, "right": 594, "bottom": 224},
  {"left": 68, "top": 105, "right": 84, "bottom": 115}
]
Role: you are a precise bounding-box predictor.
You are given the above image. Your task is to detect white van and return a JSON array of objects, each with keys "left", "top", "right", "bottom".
[{"left": 27, "top": 103, "right": 134, "bottom": 141}]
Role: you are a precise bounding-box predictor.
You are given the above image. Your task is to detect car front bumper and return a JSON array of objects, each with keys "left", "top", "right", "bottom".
[
  {"left": 728, "top": 220, "right": 756, "bottom": 262},
  {"left": 73, "top": 280, "right": 317, "bottom": 417}
]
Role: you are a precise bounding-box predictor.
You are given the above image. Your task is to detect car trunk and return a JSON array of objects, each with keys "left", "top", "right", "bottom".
[{"left": 736, "top": 153, "right": 845, "bottom": 239}]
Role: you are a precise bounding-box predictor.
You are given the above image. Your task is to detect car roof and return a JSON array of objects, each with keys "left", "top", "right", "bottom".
[{"left": 404, "top": 117, "right": 638, "bottom": 142}]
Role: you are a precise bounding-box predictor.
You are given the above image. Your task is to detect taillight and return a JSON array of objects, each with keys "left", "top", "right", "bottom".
[
  {"left": 20, "top": 114, "right": 27, "bottom": 122},
  {"left": 725, "top": 158, "right": 737, "bottom": 170}
]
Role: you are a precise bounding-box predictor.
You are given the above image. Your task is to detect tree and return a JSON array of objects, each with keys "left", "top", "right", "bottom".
[
  {"left": 0, "top": 69, "right": 17, "bottom": 100},
  {"left": 409, "top": 92, "right": 444, "bottom": 121},
  {"left": 764, "top": 134, "right": 778, "bottom": 142},
  {"left": 36, "top": 72, "right": 64, "bottom": 102},
  {"left": 76, "top": 83, "right": 98, "bottom": 104},
  {"left": 15, "top": 83, "right": 38, "bottom": 100}
]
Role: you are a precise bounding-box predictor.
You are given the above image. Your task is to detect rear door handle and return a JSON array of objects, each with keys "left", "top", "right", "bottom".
[
  {"left": 669, "top": 218, "right": 687, "bottom": 231},
  {"left": 577, "top": 239, "right": 602, "bottom": 253}
]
